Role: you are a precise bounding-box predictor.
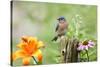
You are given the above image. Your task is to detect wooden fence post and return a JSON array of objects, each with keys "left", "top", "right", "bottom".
[{"left": 59, "top": 36, "right": 79, "bottom": 63}]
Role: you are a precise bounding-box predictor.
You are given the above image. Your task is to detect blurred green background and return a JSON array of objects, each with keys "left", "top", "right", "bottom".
[{"left": 12, "top": 1, "right": 97, "bottom": 66}]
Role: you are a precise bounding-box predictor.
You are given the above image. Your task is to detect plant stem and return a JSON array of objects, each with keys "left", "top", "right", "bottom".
[
  {"left": 32, "top": 56, "right": 38, "bottom": 64},
  {"left": 85, "top": 50, "right": 89, "bottom": 61}
]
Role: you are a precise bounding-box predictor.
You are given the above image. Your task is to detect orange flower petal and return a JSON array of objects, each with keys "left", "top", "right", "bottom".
[
  {"left": 28, "top": 37, "right": 37, "bottom": 44},
  {"left": 32, "top": 50, "right": 43, "bottom": 62},
  {"left": 22, "top": 57, "right": 31, "bottom": 65},
  {"left": 17, "top": 43, "right": 25, "bottom": 48},
  {"left": 12, "top": 50, "right": 26, "bottom": 61},
  {"left": 37, "top": 53, "right": 42, "bottom": 62},
  {"left": 17, "top": 43, "right": 30, "bottom": 55},
  {"left": 28, "top": 37, "right": 38, "bottom": 52},
  {"left": 37, "top": 41, "right": 45, "bottom": 48}
]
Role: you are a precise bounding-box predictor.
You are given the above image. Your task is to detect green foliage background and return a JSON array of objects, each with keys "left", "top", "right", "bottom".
[{"left": 12, "top": 1, "right": 97, "bottom": 66}]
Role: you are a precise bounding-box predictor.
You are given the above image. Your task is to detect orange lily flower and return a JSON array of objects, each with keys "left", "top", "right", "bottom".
[{"left": 12, "top": 36, "right": 45, "bottom": 65}]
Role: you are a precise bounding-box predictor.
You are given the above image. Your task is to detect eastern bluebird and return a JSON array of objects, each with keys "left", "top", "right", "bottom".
[{"left": 52, "top": 17, "right": 68, "bottom": 41}]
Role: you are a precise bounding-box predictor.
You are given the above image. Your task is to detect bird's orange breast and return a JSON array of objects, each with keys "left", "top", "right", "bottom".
[{"left": 59, "top": 22, "right": 67, "bottom": 30}]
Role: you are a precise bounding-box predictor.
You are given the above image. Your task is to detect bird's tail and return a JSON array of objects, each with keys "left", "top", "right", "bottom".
[{"left": 51, "top": 36, "right": 58, "bottom": 41}]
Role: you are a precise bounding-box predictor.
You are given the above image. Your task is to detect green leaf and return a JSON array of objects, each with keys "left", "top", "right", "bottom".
[{"left": 37, "top": 61, "right": 42, "bottom": 65}]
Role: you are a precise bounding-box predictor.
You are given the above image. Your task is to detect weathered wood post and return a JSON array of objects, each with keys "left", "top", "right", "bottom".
[
  {"left": 59, "top": 36, "right": 79, "bottom": 63},
  {"left": 59, "top": 36, "right": 67, "bottom": 63}
]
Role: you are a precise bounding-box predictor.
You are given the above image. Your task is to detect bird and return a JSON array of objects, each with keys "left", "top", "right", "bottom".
[{"left": 52, "top": 17, "right": 68, "bottom": 41}]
